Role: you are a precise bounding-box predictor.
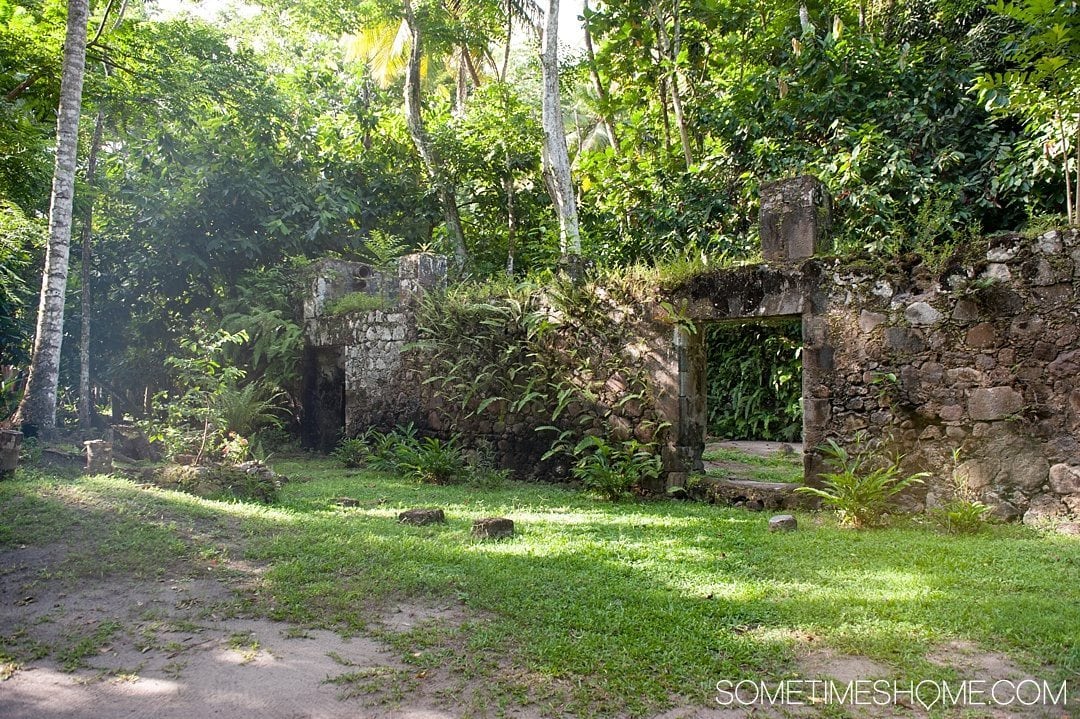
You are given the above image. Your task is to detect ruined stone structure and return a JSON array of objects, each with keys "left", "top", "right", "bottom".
[{"left": 302, "top": 177, "right": 1080, "bottom": 525}]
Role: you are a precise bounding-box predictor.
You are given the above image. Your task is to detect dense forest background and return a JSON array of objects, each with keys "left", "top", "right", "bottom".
[{"left": 1, "top": 0, "right": 1077, "bottom": 437}]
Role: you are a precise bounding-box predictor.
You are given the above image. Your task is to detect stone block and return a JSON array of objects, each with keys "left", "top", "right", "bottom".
[
  {"left": 804, "top": 398, "right": 831, "bottom": 426},
  {"left": 398, "top": 508, "right": 447, "bottom": 526},
  {"left": 1048, "top": 349, "right": 1080, "bottom": 379},
  {"left": 937, "top": 404, "right": 964, "bottom": 422},
  {"left": 952, "top": 299, "right": 980, "bottom": 322},
  {"left": 759, "top": 176, "right": 831, "bottom": 262},
  {"left": 83, "top": 440, "right": 113, "bottom": 474},
  {"left": 472, "top": 517, "right": 514, "bottom": 539},
  {"left": 987, "top": 244, "right": 1020, "bottom": 262},
  {"left": 1049, "top": 464, "right": 1080, "bottom": 495},
  {"left": 904, "top": 301, "right": 943, "bottom": 326},
  {"left": 967, "top": 387, "right": 1023, "bottom": 421},
  {"left": 1037, "top": 231, "right": 1063, "bottom": 254},
  {"left": 768, "top": 515, "right": 798, "bottom": 532},
  {"left": 965, "top": 323, "right": 998, "bottom": 349},
  {"left": 885, "top": 327, "right": 926, "bottom": 353},
  {"left": 1023, "top": 494, "right": 1066, "bottom": 526},
  {"left": 858, "top": 311, "right": 886, "bottom": 333},
  {"left": 0, "top": 429, "right": 22, "bottom": 478}
]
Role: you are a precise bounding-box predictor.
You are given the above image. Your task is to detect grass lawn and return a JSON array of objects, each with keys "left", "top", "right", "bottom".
[
  {"left": 702, "top": 446, "right": 804, "bottom": 484},
  {"left": 2, "top": 458, "right": 1078, "bottom": 717}
]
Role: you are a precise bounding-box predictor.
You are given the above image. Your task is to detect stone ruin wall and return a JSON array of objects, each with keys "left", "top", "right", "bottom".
[
  {"left": 301, "top": 254, "right": 677, "bottom": 481},
  {"left": 302, "top": 182, "right": 1080, "bottom": 525},
  {"left": 811, "top": 230, "right": 1080, "bottom": 524}
]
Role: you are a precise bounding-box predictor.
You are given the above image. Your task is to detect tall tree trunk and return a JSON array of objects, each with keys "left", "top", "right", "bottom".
[
  {"left": 540, "top": 0, "right": 581, "bottom": 258},
  {"left": 500, "top": 0, "right": 513, "bottom": 81},
  {"left": 78, "top": 109, "right": 104, "bottom": 431},
  {"left": 583, "top": 0, "right": 620, "bottom": 156},
  {"left": 654, "top": 0, "right": 692, "bottom": 168},
  {"left": 402, "top": 0, "right": 468, "bottom": 265},
  {"left": 15, "top": 0, "right": 90, "bottom": 435},
  {"left": 504, "top": 170, "right": 516, "bottom": 277},
  {"left": 657, "top": 74, "right": 672, "bottom": 151},
  {"left": 1056, "top": 106, "right": 1074, "bottom": 225}
]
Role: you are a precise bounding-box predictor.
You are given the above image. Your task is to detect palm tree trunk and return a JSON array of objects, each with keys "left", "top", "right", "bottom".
[
  {"left": 540, "top": 0, "right": 581, "bottom": 259},
  {"left": 16, "top": 0, "right": 90, "bottom": 435},
  {"left": 402, "top": 0, "right": 468, "bottom": 265},
  {"left": 78, "top": 108, "right": 104, "bottom": 431}
]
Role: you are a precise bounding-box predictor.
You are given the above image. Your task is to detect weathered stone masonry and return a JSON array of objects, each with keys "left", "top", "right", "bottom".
[
  {"left": 302, "top": 178, "right": 1080, "bottom": 524},
  {"left": 668, "top": 219, "right": 1080, "bottom": 525}
]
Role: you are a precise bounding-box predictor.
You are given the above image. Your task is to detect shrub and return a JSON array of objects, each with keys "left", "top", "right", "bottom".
[
  {"left": 215, "top": 382, "right": 285, "bottom": 437},
  {"left": 366, "top": 424, "right": 420, "bottom": 472},
  {"left": 465, "top": 439, "right": 510, "bottom": 489},
  {"left": 796, "top": 438, "right": 928, "bottom": 528},
  {"left": 398, "top": 436, "right": 467, "bottom": 485},
  {"left": 930, "top": 499, "right": 990, "bottom": 534},
  {"left": 929, "top": 450, "right": 990, "bottom": 534},
  {"left": 570, "top": 437, "right": 662, "bottom": 501},
  {"left": 332, "top": 438, "right": 370, "bottom": 468}
]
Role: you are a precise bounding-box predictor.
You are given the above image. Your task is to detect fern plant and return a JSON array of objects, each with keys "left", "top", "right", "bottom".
[
  {"left": 363, "top": 229, "right": 407, "bottom": 273},
  {"left": 332, "top": 438, "right": 370, "bottom": 468},
  {"left": 215, "top": 382, "right": 285, "bottom": 437},
  {"left": 797, "top": 438, "right": 928, "bottom": 528},
  {"left": 397, "top": 436, "right": 467, "bottom": 485},
  {"left": 569, "top": 436, "right": 662, "bottom": 501}
]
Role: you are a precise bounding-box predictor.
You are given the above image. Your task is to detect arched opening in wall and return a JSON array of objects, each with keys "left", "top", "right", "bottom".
[{"left": 701, "top": 316, "right": 804, "bottom": 487}]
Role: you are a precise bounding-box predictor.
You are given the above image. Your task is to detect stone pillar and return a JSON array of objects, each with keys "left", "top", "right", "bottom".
[
  {"left": 760, "top": 176, "right": 831, "bottom": 263},
  {"left": 398, "top": 253, "right": 448, "bottom": 303},
  {"left": 84, "top": 440, "right": 113, "bottom": 474},
  {"left": 0, "top": 430, "right": 22, "bottom": 479}
]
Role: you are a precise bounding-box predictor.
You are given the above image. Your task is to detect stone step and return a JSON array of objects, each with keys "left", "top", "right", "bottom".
[{"left": 688, "top": 475, "right": 809, "bottom": 511}]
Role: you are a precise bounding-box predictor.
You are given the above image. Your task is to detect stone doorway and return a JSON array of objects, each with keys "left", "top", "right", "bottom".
[
  {"left": 704, "top": 316, "right": 804, "bottom": 446},
  {"left": 301, "top": 345, "right": 345, "bottom": 452}
]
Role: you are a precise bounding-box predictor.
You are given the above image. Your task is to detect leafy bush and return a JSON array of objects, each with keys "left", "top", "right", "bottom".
[
  {"left": 796, "top": 437, "right": 928, "bottom": 528},
  {"left": 931, "top": 499, "right": 991, "bottom": 535},
  {"left": 332, "top": 438, "right": 370, "bottom": 468},
  {"left": 569, "top": 436, "right": 662, "bottom": 501},
  {"left": 465, "top": 439, "right": 510, "bottom": 489},
  {"left": 215, "top": 382, "right": 284, "bottom": 437},
  {"left": 397, "top": 436, "right": 467, "bottom": 485},
  {"left": 929, "top": 449, "right": 991, "bottom": 534},
  {"left": 705, "top": 321, "right": 802, "bottom": 442},
  {"left": 365, "top": 424, "right": 420, "bottom": 472}
]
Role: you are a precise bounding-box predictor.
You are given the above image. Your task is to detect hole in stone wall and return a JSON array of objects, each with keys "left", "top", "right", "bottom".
[{"left": 701, "top": 316, "right": 804, "bottom": 486}]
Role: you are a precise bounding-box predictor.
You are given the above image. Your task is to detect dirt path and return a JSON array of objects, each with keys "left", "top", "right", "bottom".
[{"left": 0, "top": 540, "right": 531, "bottom": 719}]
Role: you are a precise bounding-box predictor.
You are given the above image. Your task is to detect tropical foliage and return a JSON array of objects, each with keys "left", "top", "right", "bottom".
[{"left": 1, "top": 0, "right": 1076, "bottom": 435}]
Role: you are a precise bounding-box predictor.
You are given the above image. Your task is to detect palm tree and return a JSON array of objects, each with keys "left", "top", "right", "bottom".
[
  {"left": 15, "top": 0, "right": 90, "bottom": 435},
  {"left": 345, "top": 0, "right": 545, "bottom": 269}
]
